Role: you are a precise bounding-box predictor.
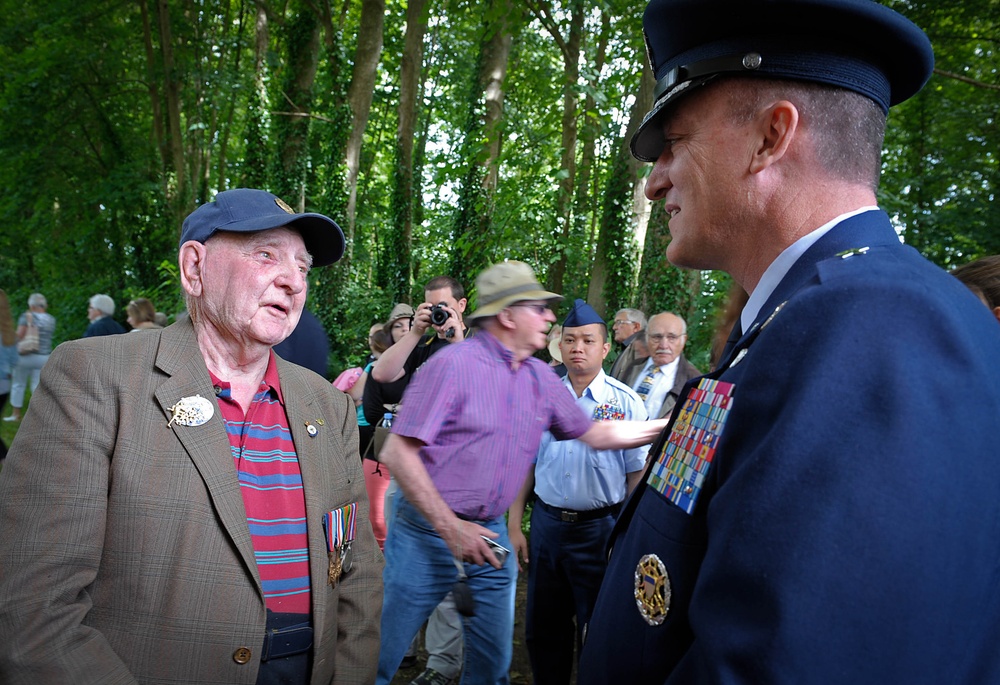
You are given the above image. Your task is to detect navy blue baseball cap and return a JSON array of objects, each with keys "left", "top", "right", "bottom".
[
  {"left": 179, "top": 189, "right": 346, "bottom": 267},
  {"left": 632, "top": 0, "right": 935, "bottom": 162},
  {"left": 562, "top": 299, "right": 605, "bottom": 328}
]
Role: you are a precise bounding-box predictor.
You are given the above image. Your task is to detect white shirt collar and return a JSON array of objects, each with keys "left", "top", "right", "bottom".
[
  {"left": 741, "top": 207, "right": 878, "bottom": 332},
  {"left": 563, "top": 368, "right": 608, "bottom": 402}
]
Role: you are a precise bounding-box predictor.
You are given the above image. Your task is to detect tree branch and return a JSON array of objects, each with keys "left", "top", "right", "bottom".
[
  {"left": 525, "top": 0, "right": 569, "bottom": 59},
  {"left": 934, "top": 67, "right": 1000, "bottom": 91},
  {"left": 271, "top": 110, "right": 337, "bottom": 123}
]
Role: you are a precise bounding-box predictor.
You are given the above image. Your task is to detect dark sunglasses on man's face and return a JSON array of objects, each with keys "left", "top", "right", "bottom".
[{"left": 510, "top": 302, "right": 550, "bottom": 315}]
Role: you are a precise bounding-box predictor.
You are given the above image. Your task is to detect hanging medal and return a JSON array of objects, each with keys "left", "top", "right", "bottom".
[{"left": 322, "top": 503, "right": 357, "bottom": 587}]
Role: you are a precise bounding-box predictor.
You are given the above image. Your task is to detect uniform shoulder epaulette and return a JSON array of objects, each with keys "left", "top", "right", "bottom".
[{"left": 835, "top": 246, "right": 870, "bottom": 259}]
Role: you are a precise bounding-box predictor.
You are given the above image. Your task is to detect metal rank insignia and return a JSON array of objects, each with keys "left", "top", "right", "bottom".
[
  {"left": 634, "top": 554, "right": 671, "bottom": 626},
  {"left": 167, "top": 395, "right": 214, "bottom": 427}
]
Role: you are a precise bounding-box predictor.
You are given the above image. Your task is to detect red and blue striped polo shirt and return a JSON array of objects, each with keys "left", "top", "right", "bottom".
[{"left": 211, "top": 353, "right": 311, "bottom": 615}]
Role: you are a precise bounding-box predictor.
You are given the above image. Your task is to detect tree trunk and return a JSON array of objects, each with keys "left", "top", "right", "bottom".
[
  {"left": 155, "top": 0, "right": 187, "bottom": 217},
  {"left": 575, "top": 10, "right": 609, "bottom": 265},
  {"left": 242, "top": 2, "right": 271, "bottom": 191},
  {"left": 344, "top": 0, "right": 386, "bottom": 236},
  {"left": 139, "top": 0, "right": 167, "bottom": 198},
  {"left": 479, "top": 0, "right": 514, "bottom": 193},
  {"left": 384, "top": 0, "right": 428, "bottom": 303},
  {"left": 588, "top": 59, "right": 654, "bottom": 316},
  {"left": 449, "top": 0, "right": 518, "bottom": 289},
  {"left": 271, "top": 5, "right": 322, "bottom": 209},
  {"left": 543, "top": 0, "right": 583, "bottom": 294}
]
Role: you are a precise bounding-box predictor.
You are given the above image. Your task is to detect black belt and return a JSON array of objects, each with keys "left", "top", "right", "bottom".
[
  {"left": 536, "top": 499, "right": 622, "bottom": 523},
  {"left": 261, "top": 618, "right": 313, "bottom": 661}
]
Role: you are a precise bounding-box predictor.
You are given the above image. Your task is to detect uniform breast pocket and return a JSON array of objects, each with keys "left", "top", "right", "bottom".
[{"left": 598, "top": 488, "right": 709, "bottom": 679}]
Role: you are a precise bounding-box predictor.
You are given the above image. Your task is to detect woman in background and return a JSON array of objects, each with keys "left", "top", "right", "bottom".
[
  {"left": 126, "top": 298, "right": 162, "bottom": 331},
  {"left": 360, "top": 303, "right": 414, "bottom": 551},
  {"left": 5, "top": 293, "right": 56, "bottom": 423}
]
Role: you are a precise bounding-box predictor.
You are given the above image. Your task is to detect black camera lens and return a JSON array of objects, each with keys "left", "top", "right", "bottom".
[{"left": 429, "top": 304, "right": 450, "bottom": 327}]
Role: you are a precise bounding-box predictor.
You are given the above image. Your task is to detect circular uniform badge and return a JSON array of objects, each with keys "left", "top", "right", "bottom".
[{"left": 634, "top": 553, "right": 671, "bottom": 626}]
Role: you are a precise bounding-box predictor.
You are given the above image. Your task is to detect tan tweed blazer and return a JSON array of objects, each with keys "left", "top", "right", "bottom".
[{"left": 0, "top": 318, "right": 382, "bottom": 684}]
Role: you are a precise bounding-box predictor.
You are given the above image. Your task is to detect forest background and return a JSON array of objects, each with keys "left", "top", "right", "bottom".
[{"left": 1, "top": 0, "right": 998, "bottom": 375}]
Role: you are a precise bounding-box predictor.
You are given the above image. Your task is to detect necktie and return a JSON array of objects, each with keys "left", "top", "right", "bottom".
[{"left": 635, "top": 366, "right": 660, "bottom": 401}]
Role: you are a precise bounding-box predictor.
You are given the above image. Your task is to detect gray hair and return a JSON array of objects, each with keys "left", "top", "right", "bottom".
[
  {"left": 617, "top": 308, "right": 647, "bottom": 328},
  {"left": 27, "top": 293, "right": 47, "bottom": 308},
  {"left": 89, "top": 294, "right": 116, "bottom": 316},
  {"left": 723, "top": 78, "right": 886, "bottom": 191}
]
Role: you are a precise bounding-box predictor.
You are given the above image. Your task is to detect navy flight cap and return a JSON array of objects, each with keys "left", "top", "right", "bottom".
[
  {"left": 180, "top": 188, "right": 346, "bottom": 267},
  {"left": 562, "top": 299, "right": 605, "bottom": 328},
  {"left": 632, "top": 0, "right": 935, "bottom": 162}
]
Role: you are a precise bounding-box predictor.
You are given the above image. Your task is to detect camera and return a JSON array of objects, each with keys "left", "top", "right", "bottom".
[
  {"left": 481, "top": 535, "right": 510, "bottom": 565},
  {"left": 429, "top": 303, "right": 450, "bottom": 327}
]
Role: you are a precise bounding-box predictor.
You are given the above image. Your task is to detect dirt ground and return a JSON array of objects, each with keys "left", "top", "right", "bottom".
[{"left": 389, "top": 569, "right": 540, "bottom": 685}]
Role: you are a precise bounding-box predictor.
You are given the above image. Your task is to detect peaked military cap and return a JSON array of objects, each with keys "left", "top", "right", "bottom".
[{"left": 632, "top": 0, "right": 935, "bottom": 162}]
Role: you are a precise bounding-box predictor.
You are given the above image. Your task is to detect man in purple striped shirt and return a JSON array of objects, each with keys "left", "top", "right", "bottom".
[{"left": 376, "top": 261, "right": 667, "bottom": 685}]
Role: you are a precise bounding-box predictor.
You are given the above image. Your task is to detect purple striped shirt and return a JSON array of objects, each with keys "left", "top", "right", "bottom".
[{"left": 392, "top": 330, "right": 591, "bottom": 520}]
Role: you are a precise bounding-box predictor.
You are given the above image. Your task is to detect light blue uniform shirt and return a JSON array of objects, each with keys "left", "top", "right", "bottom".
[{"left": 534, "top": 370, "right": 649, "bottom": 511}]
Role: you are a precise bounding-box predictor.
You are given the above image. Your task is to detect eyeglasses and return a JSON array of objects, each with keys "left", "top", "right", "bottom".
[
  {"left": 648, "top": 333, "right": 685, "bottom": 343},
  {"left": 612, "top": 319, "right": 633, "bottom": 326},
  {"left": 510, "top": 302, "right": 551, "bottom": 315}
]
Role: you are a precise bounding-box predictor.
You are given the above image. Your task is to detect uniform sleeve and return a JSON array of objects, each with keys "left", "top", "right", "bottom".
[
  {"left": 622, "top": 391, "right": 649, "bottom": 472},
  {"left": 0, "top": 345, "right": 138, "bottom": 683}
]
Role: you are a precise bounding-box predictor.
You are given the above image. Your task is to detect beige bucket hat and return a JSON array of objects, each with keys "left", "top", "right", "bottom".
[{"left": 466, "top": 261, "right": 562, "bottom": 322}]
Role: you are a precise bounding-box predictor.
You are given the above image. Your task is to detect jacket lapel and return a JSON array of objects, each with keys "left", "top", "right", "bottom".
[
  {"left": 277, "top": 359, "right": 331, "bottom": 635},
  {"left": 152, "top": 319, "right": 262, "bottom": 596}
]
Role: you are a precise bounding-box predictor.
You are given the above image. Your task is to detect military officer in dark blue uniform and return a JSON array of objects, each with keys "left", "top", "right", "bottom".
[{"left": 579, "top": 1, "right": 1000, "bottom": 683}]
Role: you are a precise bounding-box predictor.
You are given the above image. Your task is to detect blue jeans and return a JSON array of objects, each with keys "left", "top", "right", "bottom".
[{"left": 377, "top": 496, "right": 516, "bottom": 685}]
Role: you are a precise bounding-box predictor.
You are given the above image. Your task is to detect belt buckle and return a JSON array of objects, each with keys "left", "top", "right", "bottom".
[{"left": 560, "top": 510, "right": 578, "bottom": 523}]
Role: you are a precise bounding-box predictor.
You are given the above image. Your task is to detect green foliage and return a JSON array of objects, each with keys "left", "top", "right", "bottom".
[
  {"left": 2, "top": 0, "right": 998, "bottom": 377},
  {"left": 598, "top": 144, "right": 642, "bottom": 309},
  {"left": 880, "top": 0, "right": 1000, "bottom": 267},
  {"left": 315, "top": 265, "right": 389, "bottom": 374}
]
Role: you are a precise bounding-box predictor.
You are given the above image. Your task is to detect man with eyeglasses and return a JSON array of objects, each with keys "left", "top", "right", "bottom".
[
  {"left": 624, "top": 312, "right": 701, "bottom": 419},
  {"left": 608, "top": 308, "right": 647, "bottom": 381},
  {"left": 374, "top": 261, "right": 667, "bottom": 685}
]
